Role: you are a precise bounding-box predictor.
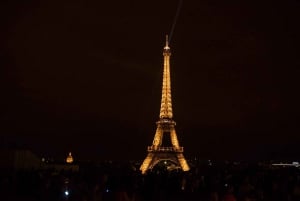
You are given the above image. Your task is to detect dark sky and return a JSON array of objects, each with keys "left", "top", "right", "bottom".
[{"left": 1, "top": 0, "right": 300, "bottom": 161}]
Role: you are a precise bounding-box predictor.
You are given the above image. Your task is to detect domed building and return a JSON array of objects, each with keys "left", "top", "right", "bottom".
[{"left": 66, "top": 152, "right": 74, "bottom": 164}]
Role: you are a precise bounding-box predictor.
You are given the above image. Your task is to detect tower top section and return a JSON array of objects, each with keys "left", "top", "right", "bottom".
[{"left": 160, "top": 35, "right": 173, "bottom": 119}]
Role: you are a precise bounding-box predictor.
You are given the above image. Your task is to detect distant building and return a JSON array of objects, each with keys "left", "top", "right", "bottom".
[
  {"left": 0, "top": 149, "right": 41, "bottom": 171},
  {"left": 0, "top": 149, "right": 79, "bottom": 173},
  {"left": 66, "top": 152, "right": 74, "bottom": 163},
  {"left": 41, "top": 152, "right": 78, "bottom": 172}
]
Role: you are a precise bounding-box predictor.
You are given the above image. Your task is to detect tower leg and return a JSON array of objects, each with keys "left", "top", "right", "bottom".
[
  {"left": 140, "top": 153, "right": 154, "bottom": 174},
  {"left": 170, "top": 128, "right": 180, "bottom": 148},
  {"left": 177, "top": 153, "right": 190, "bottom": 171},
  {"left": 152, "top": 127, "right": 163, "bottom": 148}
]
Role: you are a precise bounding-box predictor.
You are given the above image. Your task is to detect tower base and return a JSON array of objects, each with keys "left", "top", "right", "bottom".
[{"left": 140, "top": 150, "right": 190, "bottom": 174}]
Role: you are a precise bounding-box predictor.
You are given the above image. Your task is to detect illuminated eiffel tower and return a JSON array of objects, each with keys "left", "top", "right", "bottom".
[{"left": 140, "top": 36, "right": 190, "bottom": 174}]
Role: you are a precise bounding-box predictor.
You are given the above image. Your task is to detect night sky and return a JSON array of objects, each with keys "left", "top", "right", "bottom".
[{"left": 1, "top": 0, "right": 300, "bottom": 161}]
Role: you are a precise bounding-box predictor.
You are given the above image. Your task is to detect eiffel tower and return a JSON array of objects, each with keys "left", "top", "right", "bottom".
[{"left": 140, "top": 36, "right": 190, "bottom": 174}]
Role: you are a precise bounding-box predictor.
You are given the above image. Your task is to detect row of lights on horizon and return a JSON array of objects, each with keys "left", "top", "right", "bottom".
[{"left": 41, "top": 152, "right": 74, "bottom": 164}]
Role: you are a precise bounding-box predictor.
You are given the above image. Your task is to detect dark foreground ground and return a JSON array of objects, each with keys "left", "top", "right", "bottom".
[{"left": 1, "top": 161, "right": 300, "bottom": 201}]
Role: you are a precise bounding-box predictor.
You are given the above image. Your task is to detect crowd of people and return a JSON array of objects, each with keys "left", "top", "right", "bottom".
[{"left": 1, "top": 160, "right": 300, "bottom": 201}]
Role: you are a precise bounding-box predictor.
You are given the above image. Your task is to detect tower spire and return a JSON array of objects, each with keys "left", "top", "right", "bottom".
[{"left": 165, "top": 34, "right": 169, "bottom": 48}]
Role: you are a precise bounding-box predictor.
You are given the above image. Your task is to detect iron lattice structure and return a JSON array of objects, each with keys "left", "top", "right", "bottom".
[{"left": 140, "top": 36, "right": 190, "bottom": 174}]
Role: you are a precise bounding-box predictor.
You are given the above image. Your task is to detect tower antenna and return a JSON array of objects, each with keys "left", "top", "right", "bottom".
[
  {"left": 165, "top": 35, "right": 169, "bottom": 47},
  {"left": 168, "top": 0, "right": 183, "bottom": 45}
]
